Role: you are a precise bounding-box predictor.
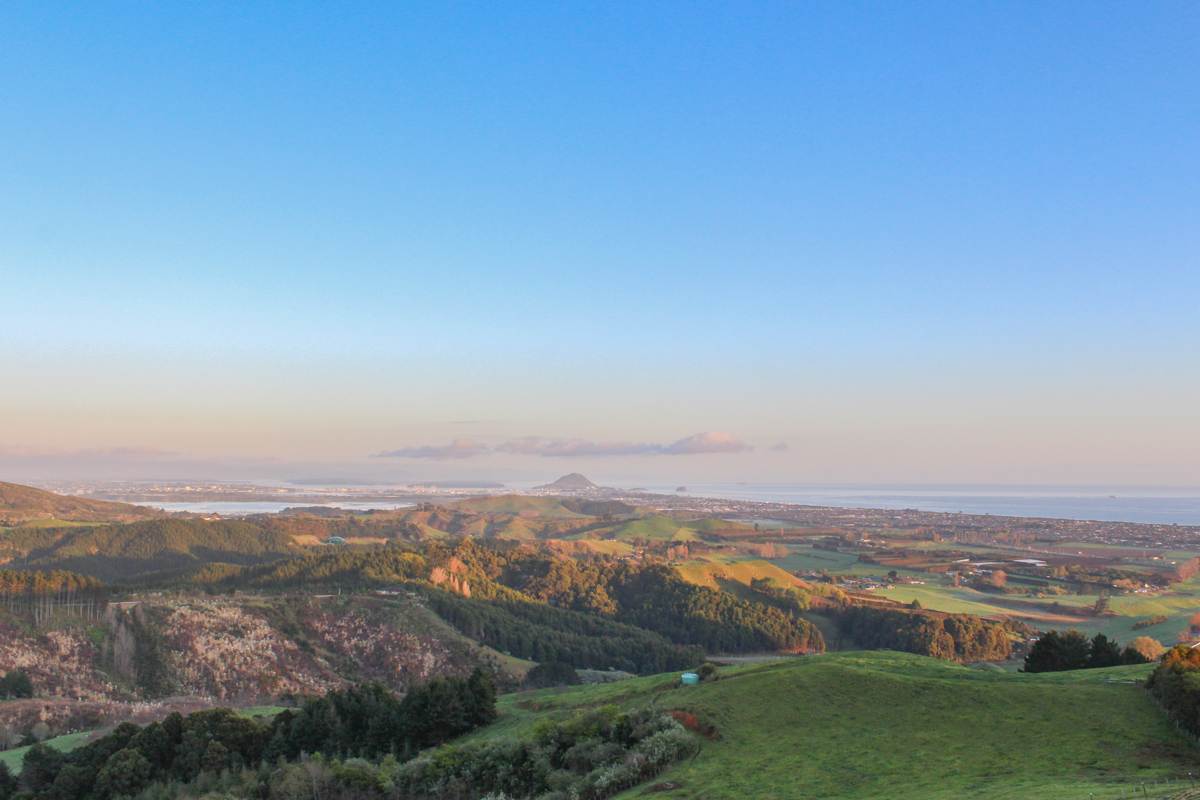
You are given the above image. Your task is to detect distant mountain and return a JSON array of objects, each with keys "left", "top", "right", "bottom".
[
  {"left": 536, "top": 473, "right": 599, "bottom": 491},
  {"left": 0, "top": 481, "right": 166, "bottom": 526}
]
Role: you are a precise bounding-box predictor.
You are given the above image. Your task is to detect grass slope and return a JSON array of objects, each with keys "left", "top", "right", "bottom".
[
  {"left": 0, "top": 481, "right": 163, "bottom": 526},
  {"left": 0, "top": 732, "right": 91, "bottom": 773},
  {"left": 4, "top": 518, "right": 298, "bottom": 581},
  {"left": 676, "top": 554, "right": 805, "bottom": 590},
  {"left": 448, "top": 496, "right": 590, "bottom": 518},
  {"left": 877, "top": 576, "right": 1200, "bottom": 644},
  {"left": 471, "top": 652, "right": 1194, "bottom": 799},
  {"left": 606, "top": 515, "right": 700, "bottom": 542}
]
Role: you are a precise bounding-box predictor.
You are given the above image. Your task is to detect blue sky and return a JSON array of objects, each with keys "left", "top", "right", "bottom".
[{"left": 2, "top": 2, "right": 1198, "bottom": 485}]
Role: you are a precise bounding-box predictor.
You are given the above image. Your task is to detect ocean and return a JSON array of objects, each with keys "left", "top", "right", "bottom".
[
  {"left": 635, "top": 484, "right": 1200, "bottom": 526},
  {"left": 133, "top": 486, "right": 1200, "bottom": 526}
]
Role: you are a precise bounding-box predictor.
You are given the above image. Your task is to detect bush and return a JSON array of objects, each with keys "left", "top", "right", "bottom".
[
  {"left": 0, "top": 670, "right": 33, "bottom": 699},
  {"left": 524, "top": 662, "right": 582, "bottom": 689},
  {"left": 388, "top": 709, "right": 695, "bottom": 800},
  {"left": 1148, "top": 645, "right": 1200, "bottom": 737},
  {"left": 1125, "top": 636, "right": 1165, "bottom": 662}
]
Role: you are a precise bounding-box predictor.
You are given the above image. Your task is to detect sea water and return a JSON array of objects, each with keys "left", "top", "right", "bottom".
[{"left": 636, "top": 484, "right": 1200, "bottom": 525}]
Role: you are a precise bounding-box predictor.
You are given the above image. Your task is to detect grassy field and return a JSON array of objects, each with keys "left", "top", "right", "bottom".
[
  {"left": 561, "top": 539, "right": 635, "bottom": 556},
  {"left": 761, "top": 527, "right": 1200, "bottom": 646},
  {"left": 775, "top": 544, "right": 930, "bottom": 579},
  {"left": 876, "top": 577, "right": 1200, "bottom": 645},
  {"left": 237, "top": 705, "right": 287, "bottom": 718},
  {"left": 0, "top": 732, "right": 92, "bottom": 773},
  {"left": 448, "top": 495, "right": 589, "bottom": 518},
  {"left": 4, "top": 655, "right": 1193, "bottom": 798},
  {"left": 463, "top": 651, "right": 1195, "bottom": 799},
  {"left": 1, "top": 518, "right": 96, "bottom": 532},
  {"left": 604, "top": 515, "right": 702, "bottom": 542},
  {"left": 676, "top": 554, "right": 805, "bottom": 590}
]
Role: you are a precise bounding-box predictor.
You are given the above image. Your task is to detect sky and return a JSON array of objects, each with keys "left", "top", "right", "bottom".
[{"left": 1, "top": 2, "right": 1198, "bottom": 487}]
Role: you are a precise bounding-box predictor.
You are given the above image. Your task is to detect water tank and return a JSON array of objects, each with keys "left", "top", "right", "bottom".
[{"left": 680, "top": 672, "right": 700, "bottom": 686}]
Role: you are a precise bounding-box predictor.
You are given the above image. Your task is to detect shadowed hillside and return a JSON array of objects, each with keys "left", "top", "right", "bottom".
[
  {"left": 0, "top": 482, "right": 164, "bottom": 526},
  {"left": 468, "top": 652, "right": 1195, "bottom": 800},
  {"left": 0, "top": 518, "right": 298, "bottom": 581}
]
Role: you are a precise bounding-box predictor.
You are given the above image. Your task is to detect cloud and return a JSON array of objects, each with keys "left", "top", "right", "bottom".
[
  {"left": 495, "top": 437, "right": 661, "bottom": 457},
  {"left": 372, "top": 432, "right": 752, "bottom": 460},
  {"left": 769, "top": 441, "right": 790, "bottom": 452},
  {"left": 373, "top": 439, "right": 489, "bottom": 460},
  {"left": 495, "top": 432, "right": 752, "bottom": 458},
  {"left": 660, "top": 432, "right": 753, "bottom": 455}
]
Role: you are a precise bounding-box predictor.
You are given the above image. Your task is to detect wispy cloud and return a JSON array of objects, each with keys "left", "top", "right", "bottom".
[
  {"left": 373, "top": 432, "right": 753, "bottom": 460},
  {"left": 496, "top": 432, "right": 752, "bottom": 457},
  {"left": 495, "top": 437, "right": 660, "bottom": 457},
  {"left": 373, "top": 439, "right": 490, "bottom": 460},
  {"left": 660, "top": 432, "right": 752, "bottom": 455},
  {"left": 769, "top": 441, "right": 790, "bottom": 452}
]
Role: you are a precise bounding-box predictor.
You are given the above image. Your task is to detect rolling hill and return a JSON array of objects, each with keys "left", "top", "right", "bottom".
[
  {"left": 0, "top": 481, "right": 165, "bottom": 526},
  {"left": 0, "top": 518, "right": 298, "bottom": 581},
  {"left": 470, "top": 652, "right": 1195, "bottom": 799}
]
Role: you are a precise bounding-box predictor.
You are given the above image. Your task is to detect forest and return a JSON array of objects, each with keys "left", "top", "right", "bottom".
[
  {"left": 0, "top": 569, "right": 108, "bottom": 623},
  {"left": 833, "top": 605, "right": 1018, "bottom": 662},
  {"left": 0, "top": 673, "right": 497, "bottom": 800}
]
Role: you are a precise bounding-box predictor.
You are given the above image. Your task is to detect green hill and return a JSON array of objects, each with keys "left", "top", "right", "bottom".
[
  {"left": 0, "top": 481, "right": 164, "bottom": 526},
  {"left": 605, "top": 514, "right": 700, "bottom": 541},
  {"left": 676, "top": 554, "right": 810, "bottom": 590},
  {"left": 470, "top": 652, "right": 1194, "bottom": 799},
  {"left": 3, "top": 518, "right": 297, "bottom": 581},
  {"left": 449, "top": 495, "right": 591, "bottom": 518},
  {"left": 596, "top": 514, "right": 753, "bottom": 542}
]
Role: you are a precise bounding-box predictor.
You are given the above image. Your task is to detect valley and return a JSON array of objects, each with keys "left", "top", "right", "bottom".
[{"left": 3, "top": 479, "right": 1200, "bottom": 798}]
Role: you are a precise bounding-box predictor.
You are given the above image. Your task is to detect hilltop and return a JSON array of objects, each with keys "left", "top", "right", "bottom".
[
  {"left": 535, "top": 472, "right": 599, "bottom": 491},
  {"left": 470, "top": 652, "right": 1193, "bottom": 799},
  {"left": 0, "top": 481, "right": 165, "bottom": 526},
  {"left": 0, "top": 517, "right": 299, "bottom": 581}
]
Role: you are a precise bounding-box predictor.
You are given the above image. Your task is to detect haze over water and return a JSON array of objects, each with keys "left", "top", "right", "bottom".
[
  {"left": 137, "top": 486, "right": 1200, "bottom": 524},
  {"left": 644, "top": 484, "right": 1200, "bottom": 525}
]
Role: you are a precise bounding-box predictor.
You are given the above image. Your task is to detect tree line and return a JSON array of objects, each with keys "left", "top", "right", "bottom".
[
  {"left": 0, "top": 569, "right": 107, "bottom": 623},
  {"left": 1022, "top": 630, "right": 1160, "bottom": 673},
  {"left": 417, "top": 585, "right": 702, "bottom": 673},
  {"left": 0, "top": 672, "right": 496, "bottom": 800},
  {"left": 0, "top": 704, "right": 697, "bottom": 800},
  {"left": 834, "top": 605, "right": 1017, "bottom": 662}
]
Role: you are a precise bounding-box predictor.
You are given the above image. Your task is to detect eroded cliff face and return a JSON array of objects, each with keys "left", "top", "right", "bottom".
[
  {"left": 429, "top": 556, "right": 471, "bottom": 597},
  {"left": 305, "top": 600, "right": 474, "bottom": 689},
  {"left": 158, "top": 600, "right": 341, "bottom": 701},
  {"left": 0, "top": 591, "right": 506, "bottom": 740},
  {"left": 0, "top": 618, "right": 114, "bottom": 701}
]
